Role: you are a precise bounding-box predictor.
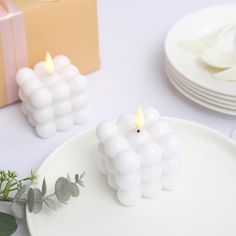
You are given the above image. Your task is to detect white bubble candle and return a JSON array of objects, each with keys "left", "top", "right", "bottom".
[
  {"left": 16, "top": 53, "right": 89, "bottom": 138},
  {"left": 96, "top": 107, "right": 183, "bottom": 206}
]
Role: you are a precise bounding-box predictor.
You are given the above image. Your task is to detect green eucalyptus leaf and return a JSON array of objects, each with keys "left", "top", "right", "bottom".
[
  {"left": 32, "top": 189, "right": 43, "bottom": 213},
  {"left": 0, "top": 212, "right": 17, "bottom": 236},
  {"left": 75, "top": 174, "right": 79, "bottom": 183},
  {"left": 28, "top": 188, "right": 42, "bottom": 213},
  {"left": 78, "top": 181, "right": 85, "bottom": 188},
  {"left": 67, "top": 174, "right": 71, "bottom": 182},
  {"left": 80, "top": 171, "right": 85, "bottom": 179},
  {"left": 32, "top": 200, "right": 43, "bottom": 214},
  {"left": 70, "top": 183, "right": 80, "bottom": 197},
  {"left": 55, "top": 177, "right": 71, "bottom": 203},
  {"left": 42, "top": 178, "right": 47, "bottom": 196},
  {"left": 33, "top": 188, "right": 42, "bottom": 200},
  {"left": 43, "top": 198, "right": 57, "bottom": 211},
  {"left": 11, "top": 202, "right": 25, "bottom": 219},
  {"left": 14, "top": 185, "right": 27, "bottom": 200},
  {"left": 27, "top": 188, "right": 35, "bottom": 213}
]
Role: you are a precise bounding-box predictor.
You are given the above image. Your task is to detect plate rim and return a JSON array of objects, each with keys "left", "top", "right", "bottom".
[
  {"left": 166, "top": 58, "right": 236, "bottom": 101},
  {"left": 170, "top": 71, "right": 236, "bottom": 112},
  {"left": 165, "top": 65, "right": 236, "bottom": 115},
  {"left": 166, "top": 61, "right": 236, "bottom": 107}
]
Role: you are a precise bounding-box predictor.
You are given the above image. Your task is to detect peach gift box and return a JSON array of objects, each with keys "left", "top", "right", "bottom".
[{"left": 0, "top": 0, "right": 100, "bottom": 107}]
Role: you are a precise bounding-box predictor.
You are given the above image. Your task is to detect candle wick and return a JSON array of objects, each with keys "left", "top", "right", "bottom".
[{"left": 137, "top": 129, "right": 141, "bottom": 133}]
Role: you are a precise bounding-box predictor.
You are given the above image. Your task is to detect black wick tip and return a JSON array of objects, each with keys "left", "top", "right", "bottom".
[{"left": 137, "top": 129, "right": 141, "bottom": 133}]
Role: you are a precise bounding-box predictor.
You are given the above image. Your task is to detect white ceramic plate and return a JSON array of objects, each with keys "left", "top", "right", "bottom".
[
  {"left": 168, "top": 69, "right": 236, "bottom": 113},
  {"left": 26, "top": 118, "right": 236, "bottom": 236},
  {"left": 166, "top": 61, "right": 236, "bottom": 107},
  {"left": 166, "top": 58, "right": 236, "bottom": 102},
  {"left": 166, "top": 65, "right": 236, "bottom": 115},
  {"left": 165, "top": 4, "right": 236, "bottom": 96}
]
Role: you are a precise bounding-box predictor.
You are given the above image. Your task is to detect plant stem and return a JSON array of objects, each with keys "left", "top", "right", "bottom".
[
  {"left": 7, "top": 187, "right": 19, "bottom": 192},
  {"left": 0, "top": 197, "right": 26, "bottom": 204},
  {"left": 0, "top": 179, "right": 3, "bottom": 191},
  {"left": 0, "top": 187, "right": 19, "bottom": 195},
  {"left": 3, "top": 180, "right": 12, "bottom": 198},
  {"left": 10, "top": 181, "right": 18, "bottom": 188},
  {"left": 0, "top": 177, "right": 33, "bottom": 196},
  {"left": 10, "top": 177, "right": 31, "bottom": 187},
  {"left": 20, "top": 177, "right": 31, "bottom": 182}
]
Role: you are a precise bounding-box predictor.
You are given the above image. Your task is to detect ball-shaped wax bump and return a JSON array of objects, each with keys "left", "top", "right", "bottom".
[
  {"left": 16, "top": 68, "right": 35, "bottom": 86},
  {"left": 143, "top": 107, "right": 160, "bottom": 127},
  {"left": 126, "top": 129, "right": 151, "bottom": 148},
  {"left": 54, "top": 100, "right": 72, "bottom": 117},
  {"left": 96, "top": 121, "right": 119, "bottom": 143},
  {"left": 104, "top": 135, "right": 129, "bottom": 158},
  {"left": 116, "top": 173, "right": 141, "bottom": 191},
  {"left": 36, "top": 122, "right": 56, "bottom": 138},
  {"left": 98, "top": 143, "right": 105, "bottom": 155},
  {"left": 71, "top": 93, "right": 89, "bottom": 110},
  {"left": 138, "top": 142, "right": 162, "bottom": 166},
  {"left": 160, "top": 134, "right": 183, "bottom": 158},
  {"left": 141, "top": 165, "right": 162, "bottom": 182},
  {"left": 107, "top": 174, "right": 118, "bottom": 190},
  {"left": 117, "top": 114, "right": 135, "bottom": 134},
  {"left": 60, "top": 65, "right": 79, "bottom": 80},
  {"left": 148, "top": 120, "right": 171, "bottom": 139},
  {"left": 25, "top": 102, "right": 35, "bottom": 112},
  {"left": 21, "top": 104, "right": 28, "bottom": 116},
  {"left": 18, "top": 89, "right": 27, "bottom": 101},
  {"left": 141, "top": 181, "right": 161, "bottom": 198},
  {"left": 105, "top": 157, "right": 117, "bottom": 175},
  {"left": 22, "top": 79, "right": 42, "bottom": 97},
  {"left": 33, "top": 106, "right": 54, "bottom": 124},
  {"left": 69, "top": 75, "right": 88, "bottom": 94},
  {"left": 34, "top": 62, "right": 46, "bottom": 77},
  {"left": 73, "top": 108, "right": 90, "bottom": 124},
  {"left": 162, "top": 158, "right": 181, "bottom": 176},
  {"left": 114, "top": 150, "right": 140, "bottom": 174},
  {"left": 53, "top": 55, "right": 71, "bottom": 72},
  {"left": 30, "top": 88, "right": 52, "bottom": 108},
  {"left": 162, "top": 173, "right": 181, "bottom": 190},
  {"left": 56, "top": 114, "right": 74, "bottom": 131},
  {"left": 28, "top": 114, "right": 37, "bottom": 126},
  {"left": 41, "top": 74, "right": 60, "bottom": 87},
  {"left": 117, "top": 188, "right": 141, "bottom": 206},
  {"left": 50, "top": 82, "right": 70, "bottom": 102},
  {"left": 98, "top": 158, "right": 108, "bottom": 175}
]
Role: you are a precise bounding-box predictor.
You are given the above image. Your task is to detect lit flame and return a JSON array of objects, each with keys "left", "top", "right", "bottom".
[
  {"left": 135, "top": 106, "right": 144, "bottom": 130},
  {"left": 44, "top": 52, "right": 54, "bottom": 74}
]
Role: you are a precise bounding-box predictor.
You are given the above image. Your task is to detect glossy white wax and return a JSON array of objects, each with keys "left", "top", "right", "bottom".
[
  {"left": 16, "top": 55, "right": 89, "bottom": 138},
  {"left": 96, "top": 107, "right": 183, "bottom": 206}
]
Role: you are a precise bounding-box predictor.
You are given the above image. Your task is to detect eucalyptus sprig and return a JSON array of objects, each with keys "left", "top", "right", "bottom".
[
  {"left": 0, "top": 170, "right": 37, "bottom": 199},
  {"left": 0, "top": 170, "right": 85, "bottom": 236}
]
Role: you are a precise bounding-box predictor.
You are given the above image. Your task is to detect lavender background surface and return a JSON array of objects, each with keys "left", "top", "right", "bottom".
[{"left": 0, "top": 0, "right": 235, "bottom": 235}]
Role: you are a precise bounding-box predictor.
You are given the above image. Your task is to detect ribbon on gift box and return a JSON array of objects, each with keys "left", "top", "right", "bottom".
[{"left": 0, "top": 0, "right": 28, "bottom": 106}]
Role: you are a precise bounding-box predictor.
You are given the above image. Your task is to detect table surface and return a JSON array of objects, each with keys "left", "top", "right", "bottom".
[{"left": 1, "top": 0, "right": 236, "bottom": 235}]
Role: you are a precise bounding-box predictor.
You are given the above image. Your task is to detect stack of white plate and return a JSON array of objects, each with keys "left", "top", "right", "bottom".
[{"left": 165, "top": 4, "right": 236, "bottom": 115}]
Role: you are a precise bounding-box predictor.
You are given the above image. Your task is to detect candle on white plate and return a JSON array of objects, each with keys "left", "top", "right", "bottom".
[
  {"left": 16, "top": 53, "right": 89, "bottom": 138},
  {"left": 160, "top": 134, "right": 183, "bottom": 190},
  {"left": 96, "top": 106, "right": 183, "bottom": 206}
]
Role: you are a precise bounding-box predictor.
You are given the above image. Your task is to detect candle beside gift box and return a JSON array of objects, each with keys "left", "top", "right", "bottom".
[
  {"left": 96, "top": 107, "right": 183, "bottom": 206},
  {"left": 16, "top": 53, "right": 89, "bottom": 138},
  {"left": 0, "top": 0, "right": 99, "bottom": 108}
]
